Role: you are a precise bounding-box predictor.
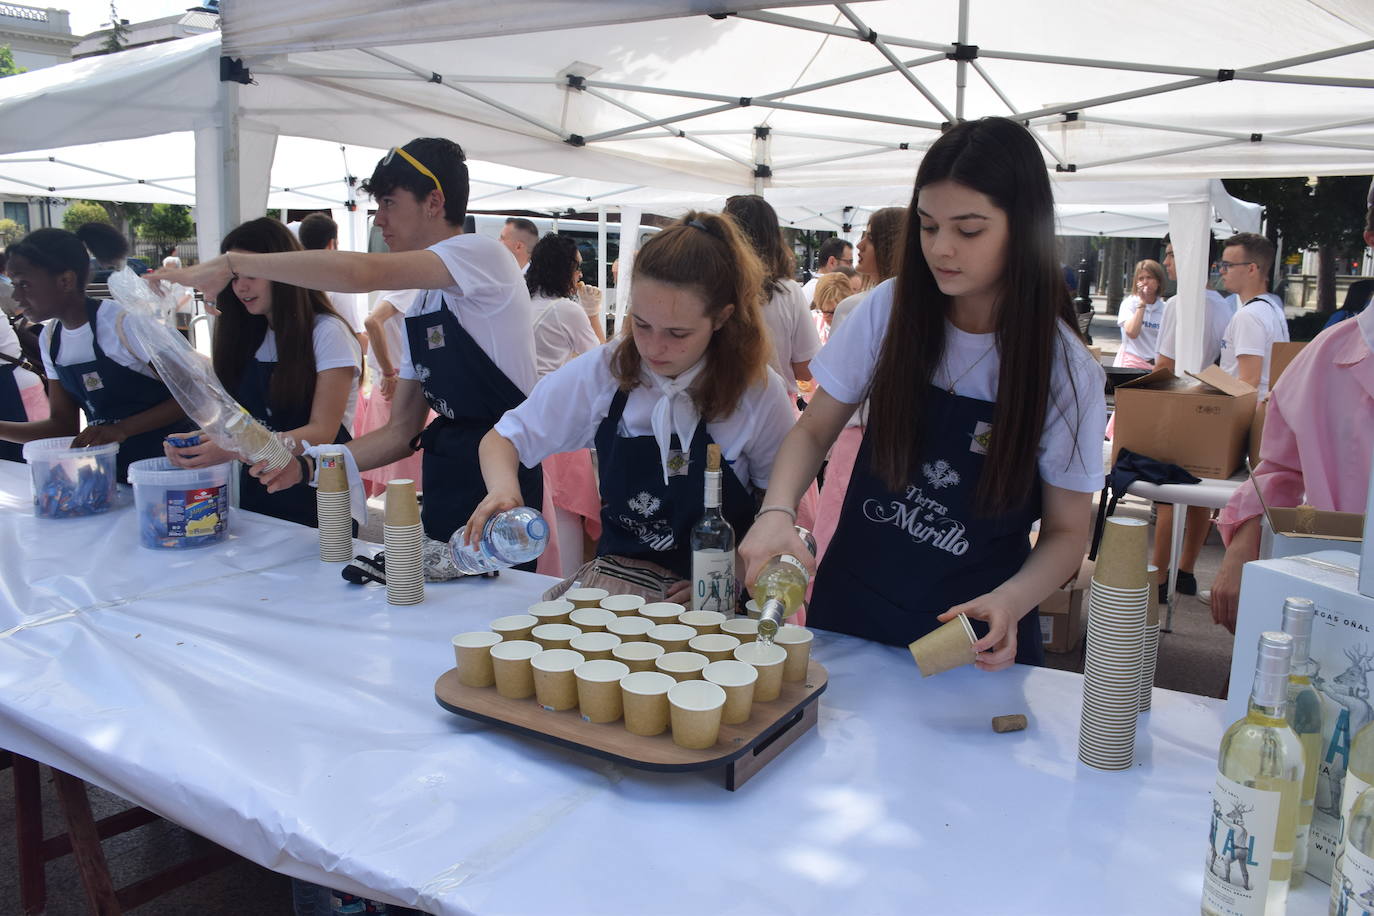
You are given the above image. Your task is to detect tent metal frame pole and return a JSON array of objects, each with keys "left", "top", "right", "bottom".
[
  {"left": 762, "top": 98, "right": 942, "bottom": 129},
  {"left": 775, "top": 146, "right": 903, "bottom": 170},
  {"left": 1079, "top": 114, "right": 1374, "bottom": 152},
  {"left": 754, "top": 53, "right": 947, "bottom": 103},
  {"left": 732, "top": 8, "right": 952, "bottom": 54},
  {"left": 1070, "top": 138, "right": 1245, "bottom": 171},
  {"left": 361, "top": 49, "right": 568, "bottom": 141},
  {"left": 0, "top": 158, "right": 197, "bottom": 198},
  {"left": 468, "top": 176, "right": 563, "bottom": 203},
  {"left": 968, "top": 60, "right": 1069, "bottom": 168},
  {"left": 581, "top": 86, "right": 753, "bottom": 168},
  {"left": 835, "top": 3, "right": 954, "bottom": 122},
  {"left": 587, "top": 185, "right": 646, "bottom": 202},
  {"left": 268, "top": 185, "right": 343, "bottom": 205},
  {"left": 766, "top": 131, "right": 911, "bottom": 148},
  {"left": 955, "top": 0, "right": 970, "bottom": 121},
  {"left": 580, "top": 79, "right": 739, "bottom": 105},
  {"left": 581, "top": 102, "right": 742, "bottom": 143}
]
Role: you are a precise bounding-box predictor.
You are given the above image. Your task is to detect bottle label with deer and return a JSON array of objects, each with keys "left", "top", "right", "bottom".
[
  {"left": 1331, "top": 837, "right": 1374, "bottom": 916},
  {"left": 1204, "top": 772, "right": 1283, "bottom": 916},
  {"left": 1330, "top": 772, "right": 1373, "bottom": 895}
]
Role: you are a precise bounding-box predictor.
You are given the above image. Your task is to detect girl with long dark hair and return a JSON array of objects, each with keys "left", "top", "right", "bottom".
[
  {"left": 165, "top": 217, "right": 360, "bottom": 527},
  {"left": 740, "top": 118, "right": 1107, "bottom": 669},
  {"left": 464, "top": 212, "right": 795, "bottom": 603}
]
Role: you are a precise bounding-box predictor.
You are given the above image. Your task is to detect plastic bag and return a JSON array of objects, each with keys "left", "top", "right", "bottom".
[{"left": 106, "top": 268, "right": 294, "bottom": 470}]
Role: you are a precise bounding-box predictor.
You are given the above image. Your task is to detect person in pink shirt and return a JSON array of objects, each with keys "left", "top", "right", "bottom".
[{"left": 1211, "top": 215, "right": 1374, "bottom": 632}]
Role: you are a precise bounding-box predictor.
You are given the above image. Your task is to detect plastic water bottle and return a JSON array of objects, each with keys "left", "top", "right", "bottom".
[{"left": 448, "top": 506, "right": 549, "bottom": 574}]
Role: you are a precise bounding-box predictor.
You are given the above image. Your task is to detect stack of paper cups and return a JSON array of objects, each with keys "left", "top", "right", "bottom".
[
  {"left": 1078, "top": 517, "right": 1150, "bottom": 771},
  {"left": 226, "top": 411, "right": 293, "bottom": 472},
  {"left": 1139, "top": 564, "right": 1161, "bottom": 713},
  {"left": 316, "top": 448, "right": 352, "bottom": 563},
  {"left": 384, "top": 479, "right": 424, "bottom": 605}
]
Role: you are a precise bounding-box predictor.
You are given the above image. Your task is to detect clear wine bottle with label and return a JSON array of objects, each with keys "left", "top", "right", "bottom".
[
  {"left": 1281, "top": 597, "right": 1321, "bottom": 887},
  {"left": 1203, "top": 631, "right": 1304, "bottom": 916},
  {"left": 1330, "top": 784, "right": 1374, "bottom": 916},
  {"left": 1328, "top": 719, "right": 1374, "bottom": 903},
  {"left": 690, "top": 444, "right": 736, "bottom": 614},
  {"left": 755, "top": 526, "right": 817, "bottom": 644}
]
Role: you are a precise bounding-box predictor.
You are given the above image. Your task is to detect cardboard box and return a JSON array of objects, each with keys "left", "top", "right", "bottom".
[
  {"left": 1039, "top": 557, "right": 1093, "bottom": 654},
  {"left": 1227, "top": 551, "right": 1372, "bottom": 884},
  {"left": 1111, "top": 365, "right": 1257, "bottom": 479},
  {"left": 1270, "top": 341, "right": 1307, "bottom": 388},
  {"left": 1260, "top": 506, "right": 1364, "bottom": 560},
  {"left": 1248, "top": 398, "right": 1266, "bottom": 470}
]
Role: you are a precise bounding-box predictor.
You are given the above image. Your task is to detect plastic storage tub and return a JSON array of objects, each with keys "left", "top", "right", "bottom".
[
  {"left": 22, "top": 436, "right": 119, "bottom": 518},
  {"left": 127, "top": 457, "right": 232, "bottom": 549}
]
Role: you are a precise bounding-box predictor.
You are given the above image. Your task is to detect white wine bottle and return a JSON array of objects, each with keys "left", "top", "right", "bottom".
[
  {"left": 1329, "top": 719, "right": 1374, "bottom": 901},
  {"left": 1281, "top": 597, "right": 1321, "bottom": 887},
  {"left": 754, "top": 527, "right": 817, "bottom": 644},
  {"left": 1203, "top": 631, "right": 1305, "bottom": 916},
  {"left": 1330, "top": 785, "right": 1374, "bottom": 916},
  {"left": 690, "top": 444, "right": 736, "bottom": 614}
]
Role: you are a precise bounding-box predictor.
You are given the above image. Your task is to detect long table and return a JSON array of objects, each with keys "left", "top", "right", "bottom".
[{"left": 0, "top": 462, "right": 1328, "bottom": 913}]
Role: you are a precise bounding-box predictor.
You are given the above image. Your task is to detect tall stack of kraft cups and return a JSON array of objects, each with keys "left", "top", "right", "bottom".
[
  {"left": 384, "top": 479, "right": 424, "bottom": 605},
  {"left": 1078, "top": 517, "right": 1150, "bottom": 770},
  {"left": 316, "top": 448, "right": 353, "bottom": 562},
  {"left": 1139, "top": 564, "right": 1162, "bottom": 713}
]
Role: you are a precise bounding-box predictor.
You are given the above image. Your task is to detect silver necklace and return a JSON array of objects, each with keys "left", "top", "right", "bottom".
[{"left": 942, "top": 343, "right": 996, "bottom": 395}]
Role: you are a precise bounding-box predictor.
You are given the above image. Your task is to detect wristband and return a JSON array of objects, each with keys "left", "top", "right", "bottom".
[
  {"left": 297, "top": 454, "right": 314, "bottom": 486},
  {"left": 381, "top": 369, "right": 399, "bottom": 378},
  {"left": 755, "top": 504, "right": 798, "bottom": 523}
]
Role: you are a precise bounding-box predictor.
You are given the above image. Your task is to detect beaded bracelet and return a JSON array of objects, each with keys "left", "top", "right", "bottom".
[{"left": 755, "top": 504, "right": 798, "bottom": 522}]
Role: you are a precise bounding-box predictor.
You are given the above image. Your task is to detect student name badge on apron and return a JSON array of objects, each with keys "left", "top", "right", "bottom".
[
  {"left": 426, "top": 324, "right": 445, "bottom": 349},
  {"left": 82, "top": 371, "right": 104, "bottom": 392},
  {"left": 666, "top": 449, "right": 689, "bottom": 478}
]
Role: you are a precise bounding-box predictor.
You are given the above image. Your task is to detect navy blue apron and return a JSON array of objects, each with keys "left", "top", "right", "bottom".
[
  {"left": 0, "top": 364, "right": 26, "bottom": 462},
  {"left": 809, "top": 385, "right": 1045, "bottom": 665},
  {"left": 234, "top": 330, "right": 353, "bottom": 528},
  {"left": 49, "top": 298, "right": 182, "bottom": 481},
  {"left": 405, "top": 293, "right": 542, "bottom": 545},
  {"left": 593, "top": 388, "right": 755, "bottom": 580}
]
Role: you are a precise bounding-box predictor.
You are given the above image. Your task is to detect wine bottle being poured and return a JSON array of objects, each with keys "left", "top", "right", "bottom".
[{"left": 755, "top": 526, "right": 817, "bottom": 645}]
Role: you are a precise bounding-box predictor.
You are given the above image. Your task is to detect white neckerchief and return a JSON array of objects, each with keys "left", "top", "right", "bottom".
[{"left": 646, "top": 358, "right": 706, "bottom": 484}]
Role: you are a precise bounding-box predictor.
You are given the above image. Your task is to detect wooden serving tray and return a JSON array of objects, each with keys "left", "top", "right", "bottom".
[{"left": 435, "top": 659, "right": 827, "bottom": 790}]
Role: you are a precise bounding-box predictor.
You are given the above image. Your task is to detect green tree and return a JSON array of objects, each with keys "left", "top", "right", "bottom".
[
  {"left": 0, "top": 44, "right": 25, "bottom": 77},
  {"left": 1222, "top": 176, "right": 1372, "bottom": 312},
  {"left": 0, "top": 218, "right": 23, "bottom": 246},
  {"left": 135, "top": 203, "right": 194, "bottom": 257},
  {"left": 62, "top": 201, "right": 113, "bottom": 231},
  {"left": 100, "top": 3, "right": 130, "bottom": 56}
]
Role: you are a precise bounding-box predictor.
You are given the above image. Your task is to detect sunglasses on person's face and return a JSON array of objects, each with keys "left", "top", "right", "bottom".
[{"left": 383, "top": 147, "right": 444, "bottom": 199}]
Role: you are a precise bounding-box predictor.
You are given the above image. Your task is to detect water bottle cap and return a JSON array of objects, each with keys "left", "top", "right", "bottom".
[{"left": 526, "top": 515, "right": 549, "bottom": 540}]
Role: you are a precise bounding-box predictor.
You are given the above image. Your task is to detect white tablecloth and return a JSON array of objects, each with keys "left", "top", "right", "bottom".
[{"left": 0, "top": 462, "right": 1328, "bottom": 913}]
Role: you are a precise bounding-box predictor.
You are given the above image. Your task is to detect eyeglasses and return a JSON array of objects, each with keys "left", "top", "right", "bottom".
[
  {"left": 838, "top": 257, "right": 854, "bottom": 265},
  {"left": 1218, "top": 260, "right": 1254, "bottom": 271},
  {"left": 383, "top": 147, "right": 444, "bottom": 199}
]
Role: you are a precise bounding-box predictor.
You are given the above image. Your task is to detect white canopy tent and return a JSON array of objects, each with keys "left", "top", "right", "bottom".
[{"left": 2, "top": 1, "right": 1370, "bottom": 368}]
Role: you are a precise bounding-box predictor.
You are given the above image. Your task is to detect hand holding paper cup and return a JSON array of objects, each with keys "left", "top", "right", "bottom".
[{"left": 909, "top": 613, "right": 977, "bottom": 678}]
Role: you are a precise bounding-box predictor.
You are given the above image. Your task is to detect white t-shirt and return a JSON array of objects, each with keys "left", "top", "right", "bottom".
[
  {"left": 39, "top": 299, "right": 158, "bottom": 382},
  {"left": 761, "top": 278, "right": 822, "bottom": 395},
  {"left": 811, "top": 279, "right": 1107, "bottom": 494},
  {"left": 1155, "top": 289, "right": 1236, "bottom": 367},
  {"left": 494, "top": 342, "right": 796, "bottom": 490},
  {"left": 531, "top": 293, "right": 601, "bottom": 378},
  {"left": 1113, "top": 295, "right": 1166, "bottom": 366},
  {"left": 801, "top": 276, "right": 820, "bottom": 304},
  {"left": 327, "top": 291, "right": 366, "bottom": 333},
  {"left": 253, "top": 313, "right": 362, "bottom": 430},
  {"left": 397, "top": 234, "right": 538, "bottom": 397},
  {"left": 1219, "top": 292, "right": 1289, "bottom": 397},
  {"left": 372, "top": 290, "right": 421, "bottom": 375},
  {"left": 0, "top": 318, "right": 42, "bottom": 392},
  {"left": 828, "top": 289, "right": 875, "bottom": 428}
]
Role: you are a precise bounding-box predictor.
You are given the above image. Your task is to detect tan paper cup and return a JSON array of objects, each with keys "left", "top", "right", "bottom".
[
  {"left": 575, "top": 659, "right": 631, "bottom": 723},
  {"left": 1095, "top": 517, "right": 1150, "bottom": 590},
  {"left": 734, "top": 641, "right": 787, "bottom": 702},
  {"left": 774, "top": 626, "right": 814, "bottom": 682},
  {"left": 678, "top": 610, "right": 726, "bottom": 635},
  {"left": 648, "top": 623, "right": 696, "bottom": 652},
  {"left": 564, "top": 587, "right": 610, "bottom": 609},
  {"left": 528, "top": 599, "right": 574, "bottom": 626},
  {"left": 722, "top": 618, "right": 760, "bottom": 639},
  {"left": 600, "top": 594, "right": 646, "bottom": 617},
  {"left": 452, "top": 631, "right": 502, "bottom": 687},
  {"left": 620, "top": 671, "right": 675, "bottom": 737},
  {"left": 908, "top": 613, "right": 977, "bottom": 678},
  {"left": 689, "top": 633, "right": 741, "bottom": 663},
  {"left": 744, "top": 599, "right": 762, "bottom": 619},
  {"left": 640, "top": 602, "right": 686, "bottom": 626},
  {"left": 703, "top": 659, "right": 758, "bottom": 725},
  {"left": 316, "top": 448, "right": 348, "bottom": 493},
  {"left": 531, "top": 623, "right": 582, "bottom": 650},
  {"left": 612, "top": 641, "right": 665, "bottom": 672},
  {"left": 655, "top": 651, "right": 709, "bottom": 682},
  {"left": 569, "top": 607, "right": 616, "bottom": 633},
  {"left": 490, "top": 640, "right": 541, "bottom": 699},
  {"left": 569, "top": 631, "right": 622, "bottom": 661},
  {"left": 384, "top": 478, "right": 420, "bottom": 527},
  {"left": 607, "top": 615, "right": 654, "bottom": 643},
  {"left": 490, "top": 613, "right": 538, "bottom": 642},
  {"left": 669, "top": 680, "right": 727, "bottom": 749},
  {"left": 531, "top": 648, "right": 585, "bottom": 711}
]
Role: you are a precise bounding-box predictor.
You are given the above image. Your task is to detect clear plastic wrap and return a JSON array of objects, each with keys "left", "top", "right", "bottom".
[{"left": 106, "top": 268, "right": 294, "bottom": 469}]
